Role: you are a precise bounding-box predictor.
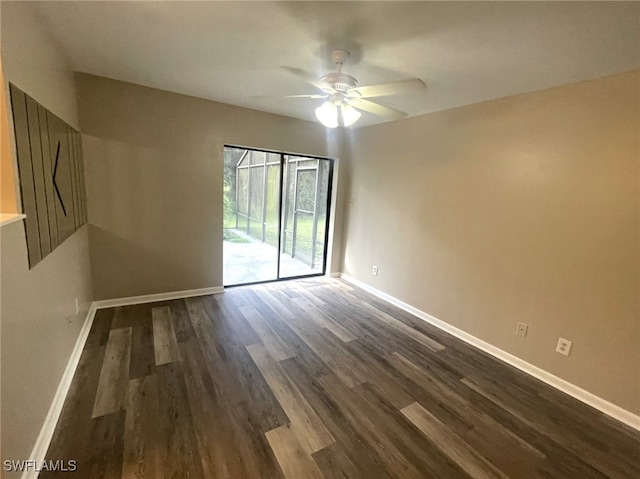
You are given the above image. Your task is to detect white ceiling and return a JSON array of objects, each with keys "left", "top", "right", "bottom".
[{"left": 32, "top": 1, "right": 640, "bottom": 128}]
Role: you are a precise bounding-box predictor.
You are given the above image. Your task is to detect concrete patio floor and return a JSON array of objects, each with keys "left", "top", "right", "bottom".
[{"left": 223, "top": 237, "right": 321, "bottom": 286}]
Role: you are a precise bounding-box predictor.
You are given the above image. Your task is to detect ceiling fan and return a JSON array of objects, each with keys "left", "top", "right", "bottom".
[{"left": 281, "top": 49, "right": 426, "bottom": 128}]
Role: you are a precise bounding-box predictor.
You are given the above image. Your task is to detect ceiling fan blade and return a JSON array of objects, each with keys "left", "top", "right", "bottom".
[
  {"left": 280, "top": 66, "right": 326, "bottom": 92},
  {"left": 348, "top": 98, "right": 407, "bottom": 120},
  {"left": 251, "top": 94, "right": 327, "bottom": 99},
  {"left": 350, "top": 78, "right": 426, "bottom": 98},
  {"left": 283, "top": 94, "right": 327, "bottom": 99}
]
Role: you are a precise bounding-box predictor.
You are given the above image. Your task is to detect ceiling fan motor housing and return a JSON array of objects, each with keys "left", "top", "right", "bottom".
[{"left": 320, "top": 72, "right": 358, "bottom": 92}]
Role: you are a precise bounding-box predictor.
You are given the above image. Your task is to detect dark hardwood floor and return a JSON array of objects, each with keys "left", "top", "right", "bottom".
[{"left": 42, "top": 278, "right": 640, "bottom": 478}]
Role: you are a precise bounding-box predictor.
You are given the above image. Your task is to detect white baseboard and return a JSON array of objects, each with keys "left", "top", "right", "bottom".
[
  {"left": 93, "top": 286, "right": 224, "bottom": 309},
  {"left": 339, "top": 274, "right": 640, "bottom": 431},
  {"left": 23, "top": 304, "right": 98, "bottom": 479},
  {"left": 23, "top": 285, "right": 225, "bottom": 478},
  {"left": 329, "top": 272, "right": 342, "bottom": 278}
]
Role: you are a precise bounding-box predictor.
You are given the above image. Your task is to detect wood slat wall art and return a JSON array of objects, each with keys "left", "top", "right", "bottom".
[{"left": 9, "top": 84, "right": 88, "bottom": 268}]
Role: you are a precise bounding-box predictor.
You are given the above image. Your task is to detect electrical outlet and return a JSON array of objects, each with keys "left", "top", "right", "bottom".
[
  {"left": 349, "top": 197, "right": 355, "bottom": 207},
  {"left": 372, "top": 265, "right": 378, "bottom": 276},
  {"left": 74, "top": 298, "right": 80, "bottom": 315},
  {"left": 556, "top": 338, "right": 572, "bottom": 356},
  {"left": 515, "top": 322, "right": 528, "bottom": 337}
]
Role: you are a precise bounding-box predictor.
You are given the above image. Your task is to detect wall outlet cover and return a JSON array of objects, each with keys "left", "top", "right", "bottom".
[{"left": 556, "top": 337, "right": 572, "bottom": 356}]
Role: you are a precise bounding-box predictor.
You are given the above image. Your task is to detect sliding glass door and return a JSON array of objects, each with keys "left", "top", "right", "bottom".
[
  {"left": 223, "top": 146, "right": 333, "bottom": 286},
  {"left": 280, "top": 156, "right": 330, "bottom": 278}
]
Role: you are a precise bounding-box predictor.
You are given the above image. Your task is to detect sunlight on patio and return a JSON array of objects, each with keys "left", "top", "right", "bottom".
[{"left": 223, "top": 231, "right": 321, "bottom": 285}]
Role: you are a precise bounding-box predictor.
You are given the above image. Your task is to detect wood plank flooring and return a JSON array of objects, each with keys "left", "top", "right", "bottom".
[{"left": 41, "top": 278, "right": 640, "bottom": 478}]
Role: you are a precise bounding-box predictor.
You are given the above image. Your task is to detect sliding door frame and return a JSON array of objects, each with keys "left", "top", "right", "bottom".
[{"left": 224, "top": 144, "right": 334, "bottom": 287}]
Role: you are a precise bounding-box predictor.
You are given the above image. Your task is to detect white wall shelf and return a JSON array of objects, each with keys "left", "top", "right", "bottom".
[{"left": 0, "top": 213, "right": 26, "bottom": 227}]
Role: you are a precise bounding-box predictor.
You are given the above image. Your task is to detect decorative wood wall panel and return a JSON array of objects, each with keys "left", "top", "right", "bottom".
[{"left": 9, "top": 84, "right": 87, "bottom": 268}]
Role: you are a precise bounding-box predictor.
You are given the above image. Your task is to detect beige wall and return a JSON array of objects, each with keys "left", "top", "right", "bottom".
[
  {"left": 0, "top": 2, "right": 93, "bottom": 471},
  {"left": 76, "top": 74, "right": 344, "bottom": 300},
  {"left": 342, "top": 70, "right": 639, "bottom": 414}
]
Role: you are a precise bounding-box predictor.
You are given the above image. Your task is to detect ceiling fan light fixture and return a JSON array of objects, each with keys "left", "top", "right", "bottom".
[
  {"left": 340, "top": 104, "right": 361, "bottom": 127},
  {"left": 315, "top": 101, "right": 338, "bottom": 128}
]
